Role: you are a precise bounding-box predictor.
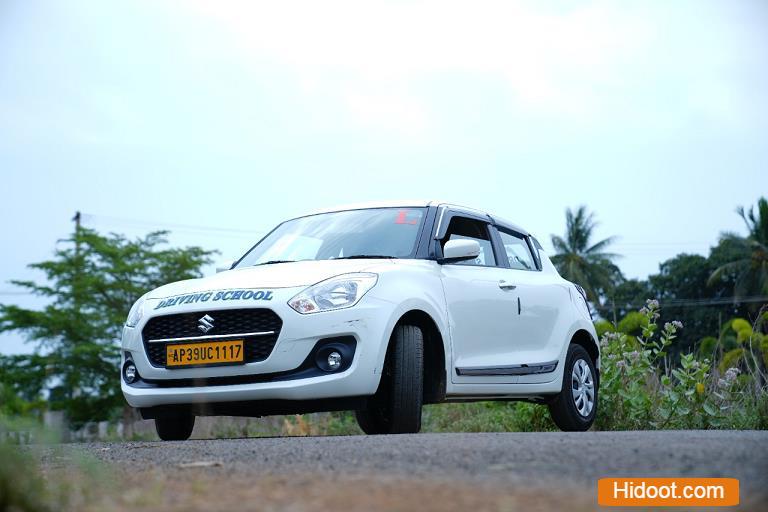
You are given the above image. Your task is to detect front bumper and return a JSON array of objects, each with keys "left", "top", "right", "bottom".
[{"left": 121, "top": 289, "right": 395, "bottom": 408}]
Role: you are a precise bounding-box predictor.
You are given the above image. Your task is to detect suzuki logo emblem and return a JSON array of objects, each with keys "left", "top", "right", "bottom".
[{"left": 197, "top": 314, "right": 215, "bottom": 333}]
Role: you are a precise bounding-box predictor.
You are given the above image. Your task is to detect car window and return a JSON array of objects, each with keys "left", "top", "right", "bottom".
[
  {"left": 498, "top": 230, "right": 536, "bottom": 270},
  {"left": 236, "top": 208, "right": 426, "bottom": 266},
  {"left": 441, "top": 216, "right": 496, "bottom": 266},
  {"left": 529, "top": 236, "right": 543, "bottom": 268}
]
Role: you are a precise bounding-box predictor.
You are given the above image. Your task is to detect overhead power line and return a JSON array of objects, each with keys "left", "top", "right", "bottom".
[
  {"left": 80, "top": 213, "right": 266, "bottom": 239},
  {"left": 86, "top": 213, "right": 712, "bottom": 249},
  {"left": 609, "top": 296, "right": 768, "bottom": 309}
]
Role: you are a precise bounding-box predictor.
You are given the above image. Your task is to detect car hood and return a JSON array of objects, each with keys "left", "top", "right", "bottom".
[{"left": 147, "top": 259, "right": 392, "bottom": 298}]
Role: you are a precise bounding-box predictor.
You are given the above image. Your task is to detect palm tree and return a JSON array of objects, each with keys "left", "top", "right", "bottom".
[
  {"left": 709, "top": 197, "right": 768, "bottom": 298},
  {"left": 550, "top": 206, "right": 622, "bottom": 304}
]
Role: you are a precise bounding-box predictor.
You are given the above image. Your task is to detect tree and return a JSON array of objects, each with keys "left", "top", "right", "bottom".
[
  {"left": 648, "top": 253, "right": 742, "bottom": 356},
  {"left": 0, "top": 228, "right": 215, "bottom": 425},
  {"left": 550, "top": 206, "right": 622, "bottom": 305},
  {"left": 710, "top": 197, "right": 768, "bottom": 299},
  {"left": 0, "top": 354, "right": 48, "bottom": 417},
  {"left": 605, "top": 278, "right": 653, "bottom": 323},
  {"left": 598, "top": 246, "right": 749, "bottom": 356}
]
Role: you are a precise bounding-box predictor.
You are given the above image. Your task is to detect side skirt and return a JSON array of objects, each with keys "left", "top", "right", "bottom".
[{"left": 455, "top": 360, "right": 558, "bottom": 377}]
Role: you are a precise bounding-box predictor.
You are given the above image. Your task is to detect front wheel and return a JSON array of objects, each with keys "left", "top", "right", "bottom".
[
  {"left": 548, "top": 344, "right": 598, "bottom": 431},
  {"left": 356, "top": 324, "right": 424, "bottom": 434},
  {"left": 155, "top": 413, "right": 195, "bottom": 441}
]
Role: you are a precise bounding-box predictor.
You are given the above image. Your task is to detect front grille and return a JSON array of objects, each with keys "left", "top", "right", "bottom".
[{"left": 141, "top": 308, "right": 283, "bottom": 367}]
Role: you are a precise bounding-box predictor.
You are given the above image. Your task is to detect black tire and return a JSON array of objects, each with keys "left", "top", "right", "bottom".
[
  {"left": 355, "top": 324, "right": 424, "bottom": 434},
  {"left": 548, "top": 344, "right": 598, "bottom": 431},
  {"left": 155, "top": 413, "right": 195, "bottom": 441},
  {"left": 354, "top": 407, "right": 389, "bottom": 435}
]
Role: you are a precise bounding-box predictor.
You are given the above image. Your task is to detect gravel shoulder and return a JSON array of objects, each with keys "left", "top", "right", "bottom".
[{"left": 40, "top": 431, "right": 768, "bottom": 511}]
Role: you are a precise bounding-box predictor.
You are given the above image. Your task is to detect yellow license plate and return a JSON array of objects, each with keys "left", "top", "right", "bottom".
[{"left": 166, "top": 340, "right": 244, "bottom": 368}]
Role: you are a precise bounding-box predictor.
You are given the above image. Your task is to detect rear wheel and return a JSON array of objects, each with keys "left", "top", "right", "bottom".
[
  {"left": 356, "top": 324, "right": 424, "bottom": 434},
  {"left": 155, "top": 413, "right": 195, "bottom": 441},
  {"left": 548, "top": 344, "right": 598, "bottom": 431}
]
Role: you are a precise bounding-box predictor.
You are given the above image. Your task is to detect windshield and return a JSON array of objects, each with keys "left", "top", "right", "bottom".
[{"left": 236, "top": 207, "right": 427, "bottom": 267}]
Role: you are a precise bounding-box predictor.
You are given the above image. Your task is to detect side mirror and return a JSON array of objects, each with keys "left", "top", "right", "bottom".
[
  {"left": 216, "top": 260, "right": 235, "bottom": 273},
  {"left": 440, "top": 239, "right": 481, "bottom": 263}
]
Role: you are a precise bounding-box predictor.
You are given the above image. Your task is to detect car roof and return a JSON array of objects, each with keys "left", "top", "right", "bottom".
[
  {"left": 299, "top": 200, "right": 530, "bottom": 236},
  {"left": 304, "top": 199, "right": 439, "bottom": 215}
]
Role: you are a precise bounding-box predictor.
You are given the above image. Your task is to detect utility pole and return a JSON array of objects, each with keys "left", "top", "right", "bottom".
[
  {"left": 69, "top": 211, "right": 84, "bottom": 406},
  {"left": 72, "top": 211, "right": 82, "bottom": 313},
  {"left": 718, "top": 311, "right": 722, "bottom": 336}
]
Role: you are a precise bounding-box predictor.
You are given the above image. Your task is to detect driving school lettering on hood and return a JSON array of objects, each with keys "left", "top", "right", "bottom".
[{"left": 154, "top": 289, "right": 274, "bottom": 310}]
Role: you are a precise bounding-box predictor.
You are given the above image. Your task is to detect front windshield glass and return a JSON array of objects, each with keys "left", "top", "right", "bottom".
[{"left": 236, "top": 207, "right": 427, "bottom": 267}]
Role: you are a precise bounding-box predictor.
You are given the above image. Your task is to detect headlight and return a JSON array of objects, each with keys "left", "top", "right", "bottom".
[
  {"left": 125, "top": 296, "right": 147, "bottom": 327},
  {"left": 288, "top": 273, "right": 378, "bottom": 314}
]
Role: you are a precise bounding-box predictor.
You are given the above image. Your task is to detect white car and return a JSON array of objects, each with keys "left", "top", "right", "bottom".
[{"left": 121, "top": 201, "right": 599, "bottom": 440}]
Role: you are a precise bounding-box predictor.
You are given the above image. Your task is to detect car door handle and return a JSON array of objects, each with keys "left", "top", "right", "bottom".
[{"left": 498, "top": 281, "right": 517, "bottom": 290}]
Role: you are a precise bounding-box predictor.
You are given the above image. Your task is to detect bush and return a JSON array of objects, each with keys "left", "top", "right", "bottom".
[
  {"left": 617, "top": 311, "right": 649, "bottom": 337},
  {"left": 594, "top": 320, "right": 615, "bottom": 340},
  {"left": 597, "top": 300, "right": 767, "bottom": 430},
  {"left": 697, "top": 336, "right": 718, "bottom": 359}
]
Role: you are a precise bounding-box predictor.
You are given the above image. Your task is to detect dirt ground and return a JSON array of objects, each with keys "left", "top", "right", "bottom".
[{"left": 82, "top": 469, "right": 596, "bottom": 512}]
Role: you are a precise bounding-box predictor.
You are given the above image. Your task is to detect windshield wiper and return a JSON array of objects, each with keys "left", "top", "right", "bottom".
[
  {"left": 253, "top": 260, "right": 296, "bottom": 266},
  {"left": 334, "top": 255, "right": 398, "bottom": 260}
]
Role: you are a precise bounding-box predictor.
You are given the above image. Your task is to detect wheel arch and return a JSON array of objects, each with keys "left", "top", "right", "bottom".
[
  {"left": 570, "top": 328, "right": 600, "bottom": 371},
  {"left": 392, "top": 309, "right": 447, "bottom": 404}
]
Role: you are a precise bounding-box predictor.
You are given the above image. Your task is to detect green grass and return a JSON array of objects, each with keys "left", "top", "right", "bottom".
[
  {"left": 423, "top": 401, "right": 556, "bottom": 433},
  {"left": 0, "top": 442, "right": 51, "bottom": 512},
  {"left": 263, "top": 401, "right": 557, "bottom": 437},
  {"left": 0, "top": 417, "right": 116, "bottom": 512}
]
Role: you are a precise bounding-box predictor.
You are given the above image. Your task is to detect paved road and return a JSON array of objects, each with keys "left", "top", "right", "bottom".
[{"left": 47, "top": 431, "right": 768, "bottom": 511}]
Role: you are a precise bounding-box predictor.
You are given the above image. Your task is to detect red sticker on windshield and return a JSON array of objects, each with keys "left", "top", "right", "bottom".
[{"left": 395, "top": 209, "right": 418, "bottom": 225}]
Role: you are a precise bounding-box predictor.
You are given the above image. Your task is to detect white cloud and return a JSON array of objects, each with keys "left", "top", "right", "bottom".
[
  {"left": 176, "top": 0, "right": 655, "bottom": 134},
  {"left": 344, "top": 89, "right": 431, "bottom": 140}
]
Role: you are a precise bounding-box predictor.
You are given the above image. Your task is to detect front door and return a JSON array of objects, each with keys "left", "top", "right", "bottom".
[{"left": 437, "top": 215, "right": 521, "bottom": 384}]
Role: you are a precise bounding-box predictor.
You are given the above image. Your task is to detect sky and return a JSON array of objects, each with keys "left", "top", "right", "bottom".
[{"left": 1, "top": 0, "right": 767, "bottom": 355}]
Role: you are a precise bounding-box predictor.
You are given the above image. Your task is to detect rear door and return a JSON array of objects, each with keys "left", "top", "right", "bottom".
[{"left": 495, "top": 228, "right": 567, "bottom": 369}]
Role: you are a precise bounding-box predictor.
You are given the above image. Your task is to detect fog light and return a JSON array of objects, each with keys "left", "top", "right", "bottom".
[
  {"left": 123, "top": 362, "right": 137, "bottom": 383},
  {"left": 327, "top": 351, "right": 342, "bottom": 371}
]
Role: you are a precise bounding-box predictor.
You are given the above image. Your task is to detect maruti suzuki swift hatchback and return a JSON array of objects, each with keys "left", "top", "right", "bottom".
[{"left": 121, "top": 201, "right": 599, "bottom": 440}]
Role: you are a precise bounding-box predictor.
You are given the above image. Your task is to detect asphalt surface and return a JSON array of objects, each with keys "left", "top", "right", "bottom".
[{"left": 60, "top": 430, "right": 768, "bottom": 510}]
